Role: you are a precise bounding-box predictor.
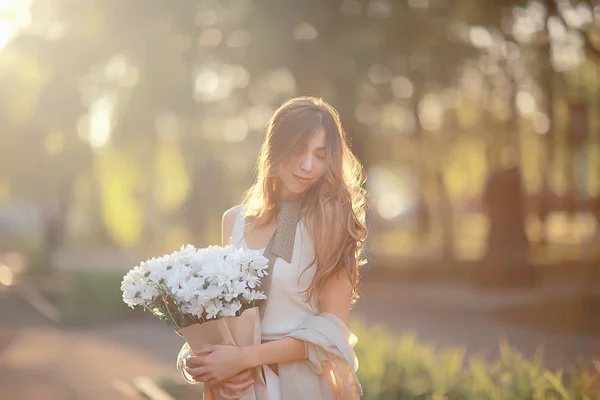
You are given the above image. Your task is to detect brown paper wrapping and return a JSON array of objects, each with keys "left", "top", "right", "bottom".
[{"left": 176, "top": 307, "right": 268, "bottom": 400}]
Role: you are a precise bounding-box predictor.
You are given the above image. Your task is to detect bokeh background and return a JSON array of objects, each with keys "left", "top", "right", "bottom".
[{"left": 1, "top": 0, "right": 599, "bottom": 399}]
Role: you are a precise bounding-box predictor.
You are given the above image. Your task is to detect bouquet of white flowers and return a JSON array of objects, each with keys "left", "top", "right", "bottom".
[
  {"left": 121, "top": 244, "right": 270, "bottom": 400},
  {"left": 121, "top": 244, "right": 269, "bottom": 327}
]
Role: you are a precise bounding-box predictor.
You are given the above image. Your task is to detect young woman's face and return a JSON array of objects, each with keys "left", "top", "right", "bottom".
[{"left": 277, "top": 128, "right": 328, "bottom": 200}]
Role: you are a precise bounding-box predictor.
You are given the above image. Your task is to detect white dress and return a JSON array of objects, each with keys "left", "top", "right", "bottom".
[{"left": 231, "top": 206, "right": 319, "bottom": 400}]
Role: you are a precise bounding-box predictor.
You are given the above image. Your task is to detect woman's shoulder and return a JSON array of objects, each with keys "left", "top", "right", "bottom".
[
  {"left": 221, "top": 205, "right": 246, "bottom": 246},
  {"left": 222, "top": 204, "right": 244, "bottom": 227}
]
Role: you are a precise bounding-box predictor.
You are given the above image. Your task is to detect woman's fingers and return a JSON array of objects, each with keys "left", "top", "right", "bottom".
[
  {"left": 193, "top": 346, "right": 214, "bottom": 356},
  {"left": 223, "top": 378, "right": 254, "bottom": 394},
  {"left": 217, "top": 378, "right": 254, "bottom": 400},
  {"left": 229, "top": 369, "right": 252, "bottom": 383},
  {"left": 217, "top": 387, "right": 241, "bottom": 400},
  {"left": 185, "top": 355, "right": 206, "bottom": 368},
  {"left": 184, "top": 366, "right": 212, "bottom": 383},
  {"left": 184, "top": 357, "right": 250, "bottom": 386}
]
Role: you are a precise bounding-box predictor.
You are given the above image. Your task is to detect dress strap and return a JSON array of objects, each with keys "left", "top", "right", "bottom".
[{"left": 231, "top": 205, "right": 246, "bottom": 247}]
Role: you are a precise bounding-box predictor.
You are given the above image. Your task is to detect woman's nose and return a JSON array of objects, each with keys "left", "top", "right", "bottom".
[{"left": 300, "top": 154, "right": 313, "bottom": 172}]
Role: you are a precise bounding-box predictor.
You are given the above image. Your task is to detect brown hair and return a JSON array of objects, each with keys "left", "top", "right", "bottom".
[{"left": 241, "top": 96, "right": 368, "bottom": 304}]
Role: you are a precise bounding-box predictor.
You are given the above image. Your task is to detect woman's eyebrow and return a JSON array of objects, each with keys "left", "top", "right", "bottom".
[{"left": 297, "top": 142, "right": 327, "bottom": 151}]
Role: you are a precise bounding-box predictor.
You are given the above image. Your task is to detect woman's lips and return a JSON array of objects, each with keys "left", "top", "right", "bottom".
[{"left": 293, "top": 174, "right": 312, "bottom": 184}]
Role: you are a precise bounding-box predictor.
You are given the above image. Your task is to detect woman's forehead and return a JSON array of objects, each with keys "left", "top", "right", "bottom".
[{"left": 303, "top": 128, "right": 327, "bottom": 149}]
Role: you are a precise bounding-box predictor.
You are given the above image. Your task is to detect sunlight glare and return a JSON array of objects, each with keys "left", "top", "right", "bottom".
[
  {"left": 245, "top": 105, "right": 272, "bottom": 131},
  {"left": 377, "top": 192, "right": 409, "bottom": 220},
  {"left": 516, "top": 91, "right": 536, "bottom": 115},
  {"left": 419, "top": 93, "right": 444, "bottom": 131},
  {"left": 88, "top": 96, "right": 114, "bottom": 148},
  {"left": 355, "top": 102, "right": 379, "bottom": 125},
  {"left": 195, "top": 69, "right": 219, "bottom": 95},
  {"left": 470, "top": 26, "right": 492, "bottom": 48},
  {"left": 391, "top": 76, "right": 413, "bottom": 98},
  {"left": 367, "top": 0, "right": 393, "bottom": 18},
  {"left": 0, "top": 0, "right": 16, "bottom": 6},
  {"left": 380, "top": 104, "right": 413, "bottom": 133},
  {"left": 512, "top": 11, "right": 536, "bottom": 43},
  {"left": 0, "top": 263, "right": 14, "bottom": 286},
  {"left": 0, "top": 17, "right": 12, "bottom": 51},
  {"left": 293, "top": 23, "right": 318, "bottom": 40},
  {"left": 223, "top": 118, "right": 248, "bottom": 143},
  {"left": 562, "top": 3, "right": 593, "bottom": 29}
]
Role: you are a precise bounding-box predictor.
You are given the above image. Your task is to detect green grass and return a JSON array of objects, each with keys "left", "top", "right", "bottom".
[
  {"left": 349, "top": 319, "right": 600, "bottom": 399},
  {"left": 50, "top": 268, "right": 149, "bottom": 324},
  {"left": 38, "top": 267, "right": 600, "bottom": 398},
  {"left": 155, "top": 320, "right": 600, "bottom": 400}
]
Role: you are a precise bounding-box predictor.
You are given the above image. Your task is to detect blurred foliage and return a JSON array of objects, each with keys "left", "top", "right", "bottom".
[
  {"left": 0, "top": 0, "right": 599, "bottom": 267},
  {"left": 349, "top": 319, "right": 600, "bottom": 399},
  {"left": 48, "top": 267, "right": 599, "bottom": 397},
  {"left": 154, "top": 319, "right": 600, "bottom": 399},
  {"left": 53, "top": 268, "right": 147, "bottom": 324}
]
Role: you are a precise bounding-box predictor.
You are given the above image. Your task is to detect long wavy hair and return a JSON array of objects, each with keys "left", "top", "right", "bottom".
[{"left": 241, "top": 96, "right": 368, "bottom": 305}]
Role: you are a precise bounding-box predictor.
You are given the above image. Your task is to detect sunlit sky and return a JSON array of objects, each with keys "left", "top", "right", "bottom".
[{"left": 0, "top": 0, "right": 30, "bottom": 52}]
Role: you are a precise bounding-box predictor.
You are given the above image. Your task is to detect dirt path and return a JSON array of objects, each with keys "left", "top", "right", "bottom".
[{"left": 1, "top": 281, "right": 598, "bottom": 399}]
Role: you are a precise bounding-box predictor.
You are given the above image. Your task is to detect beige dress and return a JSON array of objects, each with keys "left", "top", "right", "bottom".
[{"left": 177, "top": 205, "right": 362, "bottom": 399}]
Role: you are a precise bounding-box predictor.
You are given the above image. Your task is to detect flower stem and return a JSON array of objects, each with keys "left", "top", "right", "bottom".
[{"left": 162, "top": 295, "right": 181, "bottom": 330}]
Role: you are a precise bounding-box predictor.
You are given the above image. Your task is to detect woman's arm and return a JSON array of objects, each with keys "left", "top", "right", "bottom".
[
  {"left": 188, "top": 268, "right": 354, "bottom": 384},
  {"left": 242, "top": 270, "right": 352, "bottom": 368},
  {"left": 242, "top": 268, "right": 353, "bottom": 368}
]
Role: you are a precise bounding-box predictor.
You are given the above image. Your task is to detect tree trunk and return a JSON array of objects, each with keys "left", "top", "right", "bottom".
[
  {"left": 483, "top": 165, "right": 529, "bottom": 265},
  {"left": 42, "top": 176, "right": 75, "bottom": 271},
  {"left": 411, "top": 82, "right": 431, "bottom": 238},
  {"left": 483, "top": 72, "right": 528, "bottom": 265}
]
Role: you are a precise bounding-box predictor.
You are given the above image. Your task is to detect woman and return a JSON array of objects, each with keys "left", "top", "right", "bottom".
[{"left": 177, "top": 96, "right": 367, "bottom": 399}]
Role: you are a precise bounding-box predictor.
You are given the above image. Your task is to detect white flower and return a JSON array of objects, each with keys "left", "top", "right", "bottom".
[
  {"left": 210, "top": 244, "right": 234, "bottom": 259},
  {"left": 174, "top": 280, "right": 195, "bottom": 303},
  {"left": 205, "top": 299, "right": 223, "bottom": 320},
  {"left": 221, "top": 300, "right": 242, "bottom": 317},
  {"left": 212, "top": 272, "right": 232, "bottom": 289},
  {"left": 232, "top": 248, "right": 268, "bottom": 269},
  {"left": 230, "top": 279, "right": 249, "bottom": 297},
  {"left": 165, "top": 264, "right": 190, "bottom": 292},
  {"left": 243, "top": 290, "right": 267, "bottom": 302},
  {"left": 178, "top": 244, "right": 198, "bottom": 256},
  {"left": 139, "top": 281, "right": 157, "bottom": 301},
  {"left": 121, "top": 283, "right": 141, "bottom": 307},
  {"left": 245, "top": 274, "right": 261, "bottom": 289},
  {"left": 174, "top": 275, "right": 205, "bottom": 303},
  {"left": 121, "top": 269, "right": 149, "bottom": 308},
  {"left": 197, "top": 284, "right": 223, "bottom": 304},
  {"left": 182, "top": 297, "right": 205, "bottom": 318},
  {"left": 121, "top": 244, "right": 269, "bottom": 324},
  {"left": 128, "top": 265, "right": 146, "bottom": 282},
  {"left": 196, "top": 251, "right": 226, "bottom": 276},
  {"left": 145, "top": 258, "right": 170, "bottom": 284},
  {"left": 174, "top": 244, "right": 199, "bottom": 266},
  {"left": 187, "top": 276, "right": 206, "bottom": 290}
]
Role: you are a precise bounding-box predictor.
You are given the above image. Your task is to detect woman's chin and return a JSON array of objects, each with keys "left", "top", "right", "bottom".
[{"left": 279, "top": 183, "right": 308, "bottom": 199}]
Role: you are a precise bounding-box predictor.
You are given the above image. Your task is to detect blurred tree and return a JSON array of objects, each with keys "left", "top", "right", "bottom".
[
  {"left": 456, "top": 0, "right": 599, "bottom": 263},
  {"left": 0, "top": 8, "right": 112, "bottom": 266},
  {"left": 2, "top": 0, "right": 598, "bottom": 267}
]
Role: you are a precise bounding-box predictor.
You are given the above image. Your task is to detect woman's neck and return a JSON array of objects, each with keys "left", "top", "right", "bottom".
[{"left": 276, "top": 188, "right": 302, "bottom": 202}]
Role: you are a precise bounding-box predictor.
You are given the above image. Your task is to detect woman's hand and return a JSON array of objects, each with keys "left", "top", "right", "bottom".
[
  {"left": 184, "top": 345, "right": 251, "bottom": 387},
  {"left": 215, "top": 369, "right": 255, "bottom": 400}
]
